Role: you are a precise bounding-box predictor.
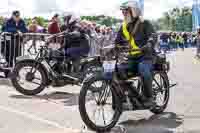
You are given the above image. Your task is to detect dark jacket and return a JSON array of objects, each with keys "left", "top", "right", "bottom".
[
  {"left": 64, "top": 31, "right": 90, "bottom": 58},
  {"left": 183, "top": 33, "right": 188, "bottom": 42},
  {"left": 3, "top": 18, "right": 27, "bottom": 33},
  {"left": 115, "top": 19, "right": 156, "bottom": 58}
]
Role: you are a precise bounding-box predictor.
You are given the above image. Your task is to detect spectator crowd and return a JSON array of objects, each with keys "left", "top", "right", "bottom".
[
  {"left": 0, "top": 11, "right": 115, "bottom": 38},
  {"left": 0, "top": 10, "right": 116, "bottom": 75},
  {"left": 158, "top": 31, "right": 200, "bottom": 53}
]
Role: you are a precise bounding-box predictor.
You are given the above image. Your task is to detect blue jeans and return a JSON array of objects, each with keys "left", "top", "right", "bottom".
[{"left": 128, "top": 57, "right": 153, "bottom": 98}]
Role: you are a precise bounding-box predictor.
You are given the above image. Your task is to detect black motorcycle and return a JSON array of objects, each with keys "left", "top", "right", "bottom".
[
  {"left": 11, "top": 31, "right": 102, "bottom": 96},
  {"left": 78, "top": 45, "right": 172, "bottom": 132}
]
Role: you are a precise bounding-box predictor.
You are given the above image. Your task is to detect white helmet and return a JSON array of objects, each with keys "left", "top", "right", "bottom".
[
  {"left": 63, "top": 12, "right": 81, "bottom": 25},
  {"left": 120, "top": 0, "right": 144, "bottom": 16}
]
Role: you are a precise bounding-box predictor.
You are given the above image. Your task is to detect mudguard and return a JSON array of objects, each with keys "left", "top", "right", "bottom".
[{"left": 16, "top": 55, "right": 34, "bottom": 63}]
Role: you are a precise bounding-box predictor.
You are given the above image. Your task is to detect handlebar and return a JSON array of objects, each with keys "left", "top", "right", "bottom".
[{"left": 46, "top": 31, "right": 68, "bottom": 41}]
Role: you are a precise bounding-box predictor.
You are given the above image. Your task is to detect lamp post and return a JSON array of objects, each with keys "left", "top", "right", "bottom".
[{"left": 192, "top": 0, "right": 200, "bottom": 31}]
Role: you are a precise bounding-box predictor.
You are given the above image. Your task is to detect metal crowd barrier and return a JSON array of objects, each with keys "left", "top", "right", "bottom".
[
  {"left": 88, "top": 34, "right": 114, "bottom": 57},
  {"left": 0, "top": 32, "right": 113, "bottom": 71},
  {"left": 0, "top": 32, "right": 51, "bottom": 69}
]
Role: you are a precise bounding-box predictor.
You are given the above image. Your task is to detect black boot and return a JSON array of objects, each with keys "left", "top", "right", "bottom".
[
  {"left": 4, "top": 69, "right": 10, "bottom": 78},
  {"left": 142, "top": 76, "right": 155, "bottom": 108},
  {"left": 143, "top": 97, "right": 156, "bottom": 108}
]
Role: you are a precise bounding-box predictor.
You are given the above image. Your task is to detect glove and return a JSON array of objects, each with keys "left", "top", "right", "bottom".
[{"left": 141, "top": 42, "right": 153, "bottom": 53}]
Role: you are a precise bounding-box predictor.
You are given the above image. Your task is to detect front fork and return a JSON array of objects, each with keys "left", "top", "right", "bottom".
[{"left": 110, "top": 76, "right": 126, "bottom": 103}]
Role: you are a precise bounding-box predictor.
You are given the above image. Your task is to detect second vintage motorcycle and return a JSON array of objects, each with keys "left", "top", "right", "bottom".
[{"left": 11, "top": 31, "right": 102, "bottom": 96}]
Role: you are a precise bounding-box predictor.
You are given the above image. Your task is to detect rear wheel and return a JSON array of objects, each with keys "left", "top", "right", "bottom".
[
  {"left": 79, "top": 74, "right": 121, "bottom": 132},
  {"left": 150, "top": 72, "right": 170, "bottom": 114},
  {"left": 11, "top": 62, "right": 47, "bottom": 96}
]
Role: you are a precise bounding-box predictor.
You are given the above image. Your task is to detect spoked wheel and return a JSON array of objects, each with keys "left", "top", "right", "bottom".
[
  {"left": 11, "top": 62, "right": 47, "bottom": 95},
  {"left": 79, "top": 74, "right": 121, "bottom": 132},
  {"left": 150, "top": 72, "right": 170, "bottom": 114}
]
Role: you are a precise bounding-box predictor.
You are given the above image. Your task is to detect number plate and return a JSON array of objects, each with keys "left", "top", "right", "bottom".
[{"left": 103, "top": 61, "right": 116, "bottom": 72}]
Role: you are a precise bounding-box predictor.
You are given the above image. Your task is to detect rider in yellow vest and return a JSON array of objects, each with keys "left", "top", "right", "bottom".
[
  {"left": 115, "top": 0, "right": 157, "bottom": 108},
  {"left": 176, "top": 33, "right": 184, "bottom": 50}
]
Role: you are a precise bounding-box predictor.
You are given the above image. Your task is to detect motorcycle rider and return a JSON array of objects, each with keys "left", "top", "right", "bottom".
[
  {"left": 61, "top": 12, "right": 82, "bottom": 32},
  {"left": 60, "top": 13, "right": 90, "bottom": 74},
  {"left": 115, "top": 0, "right": 157, "bottom": 108}
]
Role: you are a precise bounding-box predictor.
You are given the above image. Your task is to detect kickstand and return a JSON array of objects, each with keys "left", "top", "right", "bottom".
[
  {"left": 169, "top": 83, "right": 177, "bottom": 88},
  {"left": 81, "top": 123, "right": 88, "bottom": 133},
  {"left": 111, "top": 124, "right": 127, "bottom": 133}
]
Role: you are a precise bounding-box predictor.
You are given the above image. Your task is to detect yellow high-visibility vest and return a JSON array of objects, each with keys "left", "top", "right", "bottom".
[
  {"left": 176, "top": 36, "right": 183, "bottom": 43},
  {"left": 122, "top": 21, "right": 142, "bottom": 56}
]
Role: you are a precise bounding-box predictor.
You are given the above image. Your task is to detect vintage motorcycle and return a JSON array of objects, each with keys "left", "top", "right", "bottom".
[
  {"left": 78, "top": 45, "right": 172, "bottom": 132},
  {"left": 10, "top": 31, "right": 102, "bottom": 96}
]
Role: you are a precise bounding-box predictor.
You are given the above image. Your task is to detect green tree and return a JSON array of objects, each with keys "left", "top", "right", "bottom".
[
  {"left": 0, "top": 16, "right": 5, "bottom": 25},
  {"left": 156, "top": 7, "right": 192, "bottom": 32},
  {"left": 36, "top": 17, "right": 48, "bottom": 27},
  {"left": 80, "top": 15, "right": 122, "bottom": 27}
]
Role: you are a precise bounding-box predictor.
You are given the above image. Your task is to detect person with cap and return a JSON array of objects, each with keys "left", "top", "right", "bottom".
[
  {"left": 115, "top": 0, "right": 157, "bottom": 108},
  {"left": 47, "top": 14, "right": 61, "bottom": 50},
  {"left": 4, "top": 10, "right": 27, "bottom": 33},
  {"left": 48, "top": 14, "right": 61, "bottom": 34},
  {"left": 1, "top": 11, "right": 27, "bottom": 77}
]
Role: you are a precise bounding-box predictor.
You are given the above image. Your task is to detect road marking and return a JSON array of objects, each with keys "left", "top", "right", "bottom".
[{"left": 0, "top": 105, "right": 81, "bottom": 133}]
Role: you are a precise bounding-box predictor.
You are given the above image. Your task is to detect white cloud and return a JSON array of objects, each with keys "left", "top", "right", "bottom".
[
  {"left": 144, "top": 0, "right": 193, "bottom": 19},
  {"left": 0, "top": 0, "right": 193, "bottom": 19}
]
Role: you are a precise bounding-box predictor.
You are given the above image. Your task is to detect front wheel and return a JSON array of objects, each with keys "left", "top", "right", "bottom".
[
  {"left": 79, "top": 74, "right": 121, "bottom": 132},
  {"left": 150, "top": 72, "right": 170, "bottom": 114},
  {"left": 11, "top": 61, "right": 48, "bottom": 96}
]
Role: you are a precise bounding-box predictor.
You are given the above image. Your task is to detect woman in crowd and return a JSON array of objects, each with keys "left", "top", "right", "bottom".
[
  {"left": 27, "top": 17, "right": 38, "bottom": 54},
  {"left": 176, "top": 33, "right": 184, "bottom": 51}
]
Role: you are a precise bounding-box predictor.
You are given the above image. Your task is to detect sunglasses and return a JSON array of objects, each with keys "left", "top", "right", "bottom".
[
  {"left": 120, "top": 7, "right": 128, "bottom": 11},
  {"left": 121, "top": 8, "right": 129, "bottom": 15}
]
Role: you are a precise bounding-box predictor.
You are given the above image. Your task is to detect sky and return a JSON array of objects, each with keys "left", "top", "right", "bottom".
[{"left": 0, "top": 0, "right": 194, "bottom": 20}]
